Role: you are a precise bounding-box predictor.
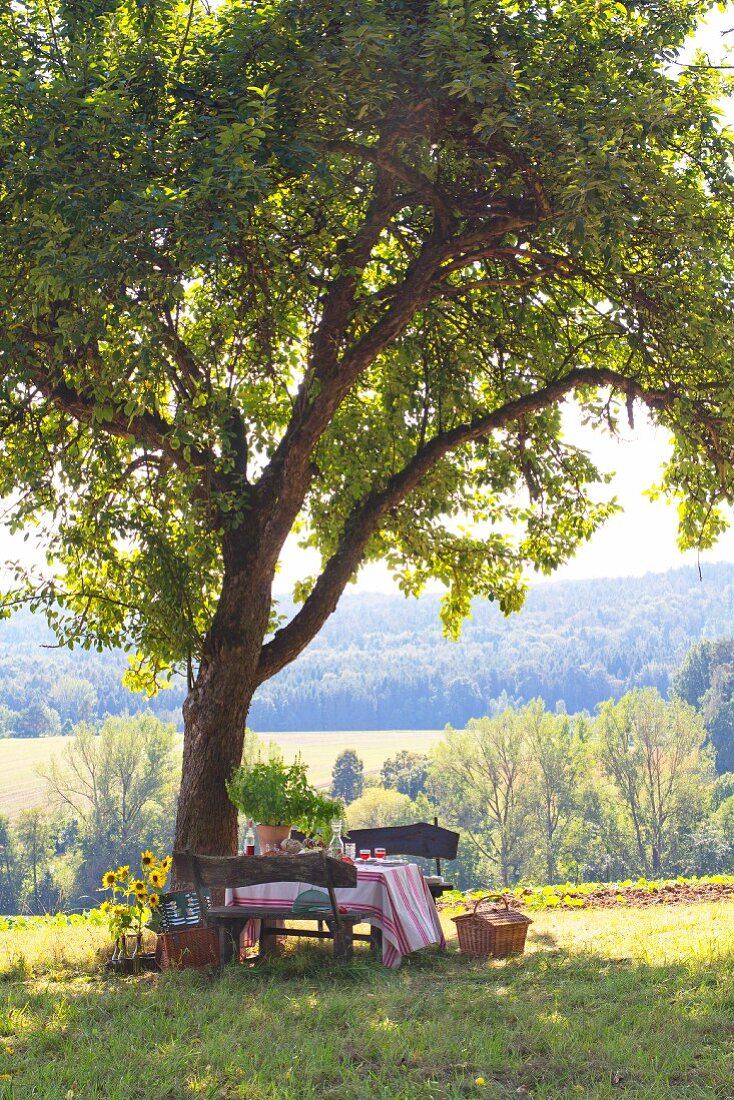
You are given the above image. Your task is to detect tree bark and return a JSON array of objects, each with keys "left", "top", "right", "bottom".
[
  {"left": 175, "top": 666, "right": 255, "bottom": 858},
  {"left": 174, "top": 549, "right": 273, "bottom": 858}
]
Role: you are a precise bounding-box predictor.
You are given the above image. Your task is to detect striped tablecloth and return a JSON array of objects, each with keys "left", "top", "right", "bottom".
[{"left": 225, "top": 861, "right": 446, "bottom": 968}]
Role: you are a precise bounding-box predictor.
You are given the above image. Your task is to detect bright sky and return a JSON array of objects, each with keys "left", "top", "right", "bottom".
[
  {"left": 2, "top": 6, "right": 733, "bottom": 598},
  {"left": 272, "top": 410, "right": 734, "bottom": 595}
]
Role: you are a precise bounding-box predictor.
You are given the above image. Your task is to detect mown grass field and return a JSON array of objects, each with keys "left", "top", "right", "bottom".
[
  {"left": 1, "top": 901, "right": 734, "bottom": 1098},
  {"left": 0, "top": 729, "right": 444, "bottom": 819}
]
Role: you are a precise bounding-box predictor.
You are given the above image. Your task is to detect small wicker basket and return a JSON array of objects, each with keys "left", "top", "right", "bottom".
[
  {"left": 155, "top": 926, "right": 220, "bottom": 970},
  {"left": 452, "top": 895, "right": 532, "bottom": 957},
  {"left": 154, "top": 891, "right": 220, "bottom": 970}
]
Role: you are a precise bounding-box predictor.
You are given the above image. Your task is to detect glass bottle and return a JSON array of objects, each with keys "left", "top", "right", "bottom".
[
  {"left": 327, "top": 818, "right": 345, "bottom": 859},
  {"left": 244, "top": 819, "right": 256, "bottom": 856}
]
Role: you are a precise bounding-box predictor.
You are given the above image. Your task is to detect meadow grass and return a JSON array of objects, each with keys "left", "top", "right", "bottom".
[
  {"left": 0, "top": 729, "right": 445, "bottom": 819},
  {"left": 0, "top": 904, "right": 734, "bottom": 1097}
]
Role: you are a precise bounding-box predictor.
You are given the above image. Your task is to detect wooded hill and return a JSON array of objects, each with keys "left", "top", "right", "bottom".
[{"left": 1, "top": 563, "right": 734, "bottom": 733}]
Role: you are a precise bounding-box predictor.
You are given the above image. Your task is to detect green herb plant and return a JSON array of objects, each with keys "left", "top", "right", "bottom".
[{"left": 226, "top": 756, "right": 342, "bottom": 836}]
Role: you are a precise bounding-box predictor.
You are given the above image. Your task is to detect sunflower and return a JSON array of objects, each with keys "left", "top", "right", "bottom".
[
  {"left": 116, "top": 865, "right": 130, "bottom": 881},
  {"left": 148, "top": 869, "right": 165, "bottom": 889},
  {"left": 161, "top": 856, "right": 172, "bottom": 871},
  {"left": 131, "top": 879, "right": 147, "bottom": 896},
  {"left": 148, "top": 894, "right": 160, "bottom": 909},
  {"left": 102, "top": 871, "right": 117, "bottom": 889},
  {"left": 140, "top": 851, "right": 155, "bottom": 867},
  {"left": 99, "top": 900, "right": 111, "bottom": 913}
]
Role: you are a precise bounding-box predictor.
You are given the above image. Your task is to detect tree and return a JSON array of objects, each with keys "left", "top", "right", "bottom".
[
  {"left": 673, "top": 640, "right": 734, "bottom": 773},
  {"left": 522, "top": 699, "right": 578, "bottom": 884},
  {"left": 0, "top": 815, "right": 22, "bottom": 915},
  {"left": 41, "top": 713, "right": 177, "bottom": 897},
  {"left": 381, "top": 751, "right": 429, "bottom": 800},
  {"left": 346, "top": 788, "right": 416, "bottom": 830},
  {"left": 432, "top": 711, "right": 530, "bottom": 886},
  {"left": 48, "top": 677, "right": 98, "bottom": 727},
  {"left": 15, "top": 808, "right": 56, "bottom": 914},
  {"left": 2, "top": 1, "right": 734, "bottom": 857},
  {"left": 331, "top": 750, "right": 364, "bottom": 804},
  {"left": 596, "top": 688, "right": 711, "bottom": 876},
  {"left": 12, "top": 700, "right": 61, "bottom": 739}
]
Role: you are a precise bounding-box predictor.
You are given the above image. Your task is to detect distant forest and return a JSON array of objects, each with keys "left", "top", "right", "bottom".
[{"left": 2, "top": 563, "right": 734, "bottom": 733}]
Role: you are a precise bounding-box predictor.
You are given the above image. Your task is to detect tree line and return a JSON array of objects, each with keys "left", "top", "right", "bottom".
[
  {"left": 5, "top": 627, "right": 734, "bottom": 911},
  {"left": 3, "top": 565, "right": 734, "bottom": 736},
  {"left": 334, "top": 685, "right": 734, "bottom": 892},
  {"left": 0, "top": 714, "right": 176, "bottom": 915}
]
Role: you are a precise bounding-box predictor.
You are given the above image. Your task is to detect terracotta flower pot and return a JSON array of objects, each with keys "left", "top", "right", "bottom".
[{"left": 255, "top": 824, "right": 290, "bottom": 853}]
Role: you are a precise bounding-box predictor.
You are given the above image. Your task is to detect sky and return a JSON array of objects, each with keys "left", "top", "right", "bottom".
[
  {"left": 2, "top": 5, "right": 734, "bottom": 598},
  {"left": 272, "top": 411, "right": 734, "bottom": 595}
]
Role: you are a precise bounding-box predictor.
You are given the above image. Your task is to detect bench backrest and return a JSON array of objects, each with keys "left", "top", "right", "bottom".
[
  {"left": 173, "top": 850, "right": 357, "bottom": 891},
  {"left": 173, "top": 849, "right": 357, "bottom": 932},
  {"left": 346, "top": 821, "right": 459, "bottom": 862}
]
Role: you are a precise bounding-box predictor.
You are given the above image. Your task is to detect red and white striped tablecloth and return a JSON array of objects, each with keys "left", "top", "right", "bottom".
[{"left": 225, "top": 861, "right": 446, "bottom": 968}]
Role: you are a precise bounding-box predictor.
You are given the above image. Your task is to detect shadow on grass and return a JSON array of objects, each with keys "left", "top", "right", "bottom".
[{"left": 2, "top": 938, "right": 734, "bottom": 1098}]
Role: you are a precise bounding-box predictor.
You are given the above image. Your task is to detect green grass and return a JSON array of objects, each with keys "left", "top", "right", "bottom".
[
  {"left": 1, "top": 903, "right": 734, "bottom": 1097},
  {"left": 0, "top": 729, "right": 444, "bottom": 819}
]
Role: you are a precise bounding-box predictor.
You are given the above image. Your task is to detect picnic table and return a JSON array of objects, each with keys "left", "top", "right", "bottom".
[{"left": 226, "top": 859, "right": 446, "bottom": 968}]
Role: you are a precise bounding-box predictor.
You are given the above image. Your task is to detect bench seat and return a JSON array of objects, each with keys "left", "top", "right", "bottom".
[{"left": 207, "top": 905, "right": 373, "bottom": 922}]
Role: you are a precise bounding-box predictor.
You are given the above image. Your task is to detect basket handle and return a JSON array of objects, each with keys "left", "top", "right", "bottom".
[{"left": 472, "top": 893, "right": 510, "bottom": 915}]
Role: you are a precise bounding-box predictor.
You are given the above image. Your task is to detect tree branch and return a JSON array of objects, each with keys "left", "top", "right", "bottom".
[
  {"left": 21, "top": 361, "right": 220, "bottom": 486},
  {"left": 322, "top": 138, "right": 454, "bottom": 234},
  {"left": 256, "top": 366, "right": 674, "bottom": 682}
]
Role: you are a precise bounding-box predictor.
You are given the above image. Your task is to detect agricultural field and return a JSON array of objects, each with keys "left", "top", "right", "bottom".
[{"left": 0, "top": 728, "right": 444, "bottom": 819}]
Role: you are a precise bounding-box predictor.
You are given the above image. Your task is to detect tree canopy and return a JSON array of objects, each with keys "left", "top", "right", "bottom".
[{"left": 2, "top": 0, "right": 734, "bottom": 852}]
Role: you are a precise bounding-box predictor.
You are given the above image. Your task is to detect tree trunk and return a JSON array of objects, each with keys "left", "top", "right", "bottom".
[
  {"left": 652, "top": 843, "right": 661, "bottom": 876},
  {"left": 174, "top": 559, "right": 272, "bottom": 859},
  {"left": 174, "top": 673, "right": 253, "bottom": 858}
]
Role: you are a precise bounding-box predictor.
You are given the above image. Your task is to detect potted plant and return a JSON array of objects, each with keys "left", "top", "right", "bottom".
[{"left": 226, "top": 755, "right": 342, "bottom": 850}]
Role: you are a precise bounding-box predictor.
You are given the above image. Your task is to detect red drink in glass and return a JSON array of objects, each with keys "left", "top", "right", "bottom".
[
  {"left": 374, "top": 847, "right": 386, "bottom": 860},
  {"left": 359, "top": 849, "right": 371, "bottom": 861}
]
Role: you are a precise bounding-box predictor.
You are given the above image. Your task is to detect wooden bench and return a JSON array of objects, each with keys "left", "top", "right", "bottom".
[
  {"left": 346, "top": 820, "right": 459, "bottom": 897},
  {"left": 173, "top": 849, "right": 374, "bottom": 964}
]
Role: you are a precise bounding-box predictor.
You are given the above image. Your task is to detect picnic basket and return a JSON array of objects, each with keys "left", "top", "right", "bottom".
[
  {"left": 155, "top": 926, "right": 220, "bottom": 969},
  {"left": 452, "top": 895, "right": 532, "bottom": 957},
  {"left": 154, "top": 891, "right": 220, "bottom": 970}
]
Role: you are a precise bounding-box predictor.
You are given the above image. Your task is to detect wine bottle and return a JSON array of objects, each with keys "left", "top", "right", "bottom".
[{"left": 244, "top": 819, "right": 256, "bottom": 856}]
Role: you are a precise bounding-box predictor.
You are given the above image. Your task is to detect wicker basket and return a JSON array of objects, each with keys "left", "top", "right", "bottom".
[
  {"left": 452, "top": 895, "right": 532, "bottom": 957},
  {"left": 155, "top": 926, "right": 220, "bottom": 970}
]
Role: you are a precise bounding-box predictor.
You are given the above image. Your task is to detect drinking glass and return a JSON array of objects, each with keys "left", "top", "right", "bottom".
[
  {"left": 344, "top": 843, "right": 356, "bottom": 860},
  {"left": 374, "top": 847, "right": 386, "bottom": 860},
  {"left": 359, "top": 849, "right": 371, "bottom": 861}
]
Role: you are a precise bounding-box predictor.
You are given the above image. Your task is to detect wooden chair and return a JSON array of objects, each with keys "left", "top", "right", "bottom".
[
  {"left": 172, "top": 849, "right": 373, "bottom": 964},
  {"left": 346, "top": 820, "right": 459, "bottom": 897}
]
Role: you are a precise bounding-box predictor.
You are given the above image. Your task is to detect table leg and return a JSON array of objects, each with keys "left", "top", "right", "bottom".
[
  {"left": 218, "top": 924, "right": 236, "bottom": 968},
  {"left": 333, "top": 925, "right": 354, "bottom": 962},
  {"left": 369, "top": 925, "right": 383, "bottom": 957}
]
